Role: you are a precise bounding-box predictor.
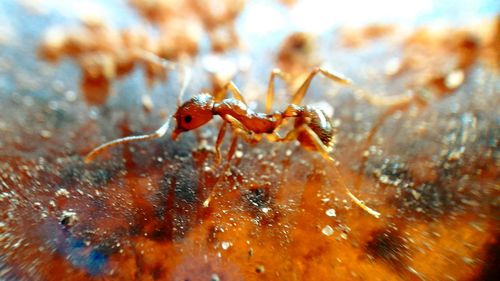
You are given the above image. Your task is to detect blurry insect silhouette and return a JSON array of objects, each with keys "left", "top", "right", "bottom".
[{"left": 84, "top": 59, "right": 388, "bottom": 218}]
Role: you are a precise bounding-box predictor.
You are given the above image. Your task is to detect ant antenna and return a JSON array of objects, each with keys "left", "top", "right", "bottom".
[
  {"left": 83, "top": 116, "right": 172, "bottom": 163},
  {"left": 133, "top": 49, "right": 192, "bottom": 106},
  {"left": 84, "top": 50, "right": 192, "bottom": 164}
]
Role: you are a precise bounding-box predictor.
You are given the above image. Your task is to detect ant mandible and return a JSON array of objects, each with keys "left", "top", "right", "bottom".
[{"left": 84, "top": 56, "right": 389, "bottom": 218}]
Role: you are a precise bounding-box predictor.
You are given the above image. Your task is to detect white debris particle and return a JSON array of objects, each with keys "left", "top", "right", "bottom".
[
  {"left": 461, "top": 199, "right": 480, "bottom": 207},
  {"left": 211, "top": 273, "right": 220, "bottom": 281},
  {"left": 448, "top": 147, "right": 465, "bottom": 161},
  {"left": 235, "top": 150, "right": 243, "bottom": 158},
  {"left": 55, "top": 188, "right": 70, "bottom": 197},
  {"left": 142, "top": 94, "right": 153, "bottom": 112},
  {"left": 362, "top": 150, "right": 370, "bottom": 158},
  {"left": 40, "top": 130, "right": 52, "bottom": 139},
  {"left": 285, "top": 149, "right": 292, "bottom": 156},
  {"left": 88, "top": 107, "right": 99, "bottom": 120},
  {"left": 221, "top": 241, "right": 232, "bottom": 250},
  {"left": 445, "top": 69, "right": 464, "bottom": 89},
  {"left": 12, "top": 239, "right": 22, "bottom": 249},
  {"left": 384, "top": 57, "right": 402, "bottom": 76},
  {"left": 379, "top": 175, "right": 389, "bottom": 183},
  {"left": 411, "top": 190, "right": 421, "bottom": 200},
  {"left": 462, "top": 257, "right": 475, "bottom": 265},
  {"left": 256, "top": 264, "right": 265, "bottom": 273},
  {"left": 321, "top": 225, "right": 334, "bottom": 236},
  {"left": 325, "top": 209, "right": 336, "bottom": 217},
  {"left": 261, "top": 207, "right": 270, "bottom": 213},
  {"left": 64, "top": 90, "right": 77, "bottom": 102}
]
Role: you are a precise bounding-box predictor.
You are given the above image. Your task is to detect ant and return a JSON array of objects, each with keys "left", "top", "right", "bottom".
[{"left": 83, "top": 56, "right": 415, "bottom": 218}]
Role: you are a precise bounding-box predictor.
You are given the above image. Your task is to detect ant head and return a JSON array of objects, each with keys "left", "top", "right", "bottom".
[{"left": 172, "top": 93, "right": 215, "bottom": 140}]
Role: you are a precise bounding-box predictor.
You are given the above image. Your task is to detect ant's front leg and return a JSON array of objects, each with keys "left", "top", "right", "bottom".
[
  {"left": 225, "top": 115, "right": 262, "bottom": 145},
  {"left": 265, "top": 68, "right": 290, "bottom": 113},
  {"left": 214, "top": 80, "right": 247, "bottom": 104},
  {"left": 226, "top": 133, "right": 239, "bottom": 163},
  {"left": 214, "top": 115, "right": 262, "bottom": 164},
  {"left": 214, "top": 122, "right": 228, "bottom": 163}
]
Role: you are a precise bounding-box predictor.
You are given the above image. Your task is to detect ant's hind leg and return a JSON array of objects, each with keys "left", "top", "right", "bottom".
[
  {"left": 265, "top": 68, "right": 289, "bottom": 113},
  {"left": 293, "top": 124, "right": 381, "bottom": 218},
  {"left": 277, "top": 125, "right": 333, "bottom": 159}
]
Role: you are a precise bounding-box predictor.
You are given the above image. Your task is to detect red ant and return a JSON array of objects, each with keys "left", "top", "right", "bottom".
[{"left": 83, "top": 56, "right": 414, "bottom": 218}]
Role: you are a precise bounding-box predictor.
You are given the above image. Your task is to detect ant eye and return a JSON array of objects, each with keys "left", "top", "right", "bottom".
[{"left": 184, "top": 115, "right": 192, "bottom": 123}]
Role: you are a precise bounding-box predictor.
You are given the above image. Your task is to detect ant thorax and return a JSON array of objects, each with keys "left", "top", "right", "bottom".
[{"left": 214, "top": 99, "right": 282, "bottom": 134}]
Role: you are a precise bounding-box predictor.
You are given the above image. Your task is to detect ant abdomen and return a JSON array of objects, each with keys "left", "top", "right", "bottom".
[{"left": 295, "top": 106, "right": 336, "bottom": 152}]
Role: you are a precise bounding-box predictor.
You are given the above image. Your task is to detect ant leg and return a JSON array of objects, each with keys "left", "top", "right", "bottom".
[
  {"left": 354, "top": 103, "right": 413, "bottom": 189},
  {"left": 214, "top": 81, "right": 247, "bottom": 104},
  {"left": 355, "top": 90, "right": 415, "bottom": 107},
  {"left": 265, "top": 131, "right": 283, "bottom": 142},
  {"left": 203, "top": 133, "right": 239, "bottom": 208},
  {"left": 215, "top": 116, "right": 261, "bottom": 163},
  {"left": 281, "top": 124, "right": 381, "bottom": 218},
  {"left": 265, "top": 68, "right": 289, "bottom": 113},
  {"left": 214, "top": 122, "right": 228, "bottom": 164},
  {"left": 291, "top": 67, "right": 416, "bottom": 108},
  {"left": 84, "top": 116, "right": 172, "bottom": 163},
  {"left": 291, "top": 67, "right": 351, "bottom": 105},
  {"left": 225, "top": 115, "right": 262, "bottom": 144},
  {"left": 227, "top": 133, "right": 239, "bottom": 162},
  {"left": 204, "top": 124, "right": 241, "bottom": 208},
  {"left": 302, "top": 125, "right": 381, "bottom": 218}
]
